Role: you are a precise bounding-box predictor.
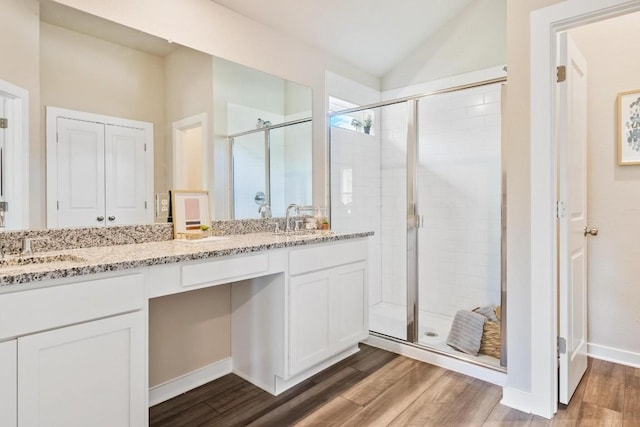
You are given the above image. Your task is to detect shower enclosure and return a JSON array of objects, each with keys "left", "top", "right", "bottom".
[
  {"left": 330, "top": 79, "right": 506, "bottom": 369},
  {"left": 228, "top": 118, "right": 312, "bottom": 219}
]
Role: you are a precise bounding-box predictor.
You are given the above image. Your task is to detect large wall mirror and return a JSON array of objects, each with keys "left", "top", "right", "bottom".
[{"left": 0, "top": 0, "right": 312, "bottom": 230}]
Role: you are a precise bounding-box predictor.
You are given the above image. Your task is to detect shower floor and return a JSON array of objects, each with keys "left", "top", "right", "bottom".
[{"left": 369, "top": 302, "right": 502, "bottom": 368}]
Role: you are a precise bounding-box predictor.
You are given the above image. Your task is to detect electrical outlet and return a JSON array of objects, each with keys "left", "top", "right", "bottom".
[{"left": 155, "top": 193, "right": 170, "bottom": 218}]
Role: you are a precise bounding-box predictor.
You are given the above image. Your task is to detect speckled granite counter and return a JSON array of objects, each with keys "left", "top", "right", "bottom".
[{"left": 0, "top": 231, "right": 373, "bottom": 287}]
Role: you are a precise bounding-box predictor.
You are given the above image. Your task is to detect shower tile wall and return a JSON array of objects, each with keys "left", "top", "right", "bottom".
[
  {"left": 417, "top": 85, "right": 502, "bottom": 317},
  {"left": 330, "top": 126, "right": 382, "bottom": 306}
]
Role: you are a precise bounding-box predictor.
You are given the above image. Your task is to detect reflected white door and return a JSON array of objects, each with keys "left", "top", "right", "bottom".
[
  {"left": 56, "top": 117, "right": 106, "bottom": 227},
  {"left": 558, "top": 32, "right": 589, "bottom": 404},
  {"left": 49, "top": 109, "right": 151, "bottom": 228},
  {"left": 105, "top": 124, "right": 147, "bottom": 225}
]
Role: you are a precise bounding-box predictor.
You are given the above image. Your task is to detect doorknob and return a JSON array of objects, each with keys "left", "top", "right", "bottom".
[
  {"left": 108, "top": 216, "right": 116, "bottom": 221},
  {"left": 584, "top": 226, "right": 598, "bottom": 236},
  {"left": 97, "top": 216, "right": 104, "bottom": 222}
]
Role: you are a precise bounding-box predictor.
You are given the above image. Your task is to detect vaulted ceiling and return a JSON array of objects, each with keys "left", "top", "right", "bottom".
[{"left": 210, "top": 0, "right": 475, "bottom": 77}]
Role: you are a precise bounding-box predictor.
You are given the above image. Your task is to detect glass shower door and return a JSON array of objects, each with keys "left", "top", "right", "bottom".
[
  {"left": 231, "top": 132, "right": 266, "bottom": 219},
  {"left": 330, "top": 103, "right": 409, "bottom": 341},
  {"left": 416, "top": 84, "right": 503, "bottom": 366}
]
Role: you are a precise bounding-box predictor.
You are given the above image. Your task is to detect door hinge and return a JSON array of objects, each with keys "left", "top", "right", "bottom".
[
  {"left": 56, "top": 201, "right": 59, "bottom": 210},
  {"left": 144, "top": 201, "right": 147, "bottom": 209},
  {"left": 557, "top": 65, "right": 566, "bottom": 83},
  {"left": 0, "top": 118, "right": 7, "bottom": 129},
  {"left": 558, "top": 336, "right": 567, "bottom": 355},
  {"left": 56, "top": 132, "right": 59, "bottom": 143},
  {"left": 144, "top": 143, "right": 147, "bottom": 152},
  {"left": 556, "top": 201, "right": 566, "bottom": 218}
]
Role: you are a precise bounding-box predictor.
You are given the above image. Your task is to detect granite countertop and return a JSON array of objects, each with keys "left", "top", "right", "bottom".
[{"left": 0, "top": 230, "right": 373, "bottom": 287}]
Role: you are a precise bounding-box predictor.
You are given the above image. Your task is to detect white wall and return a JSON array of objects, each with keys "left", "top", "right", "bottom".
[
  {"left": 569, "top": 14, "right": 640, "bottom": 366},
  {"left": 382, "top": 0, "right": 506, "bottom": 91},
  {"left": 504, "top": 0, "right": 566, "bottom": 400}
]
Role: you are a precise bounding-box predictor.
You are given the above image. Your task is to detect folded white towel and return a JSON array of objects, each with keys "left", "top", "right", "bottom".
[{"left": 446, "top": 310, "right": 486, "bottom": 356}]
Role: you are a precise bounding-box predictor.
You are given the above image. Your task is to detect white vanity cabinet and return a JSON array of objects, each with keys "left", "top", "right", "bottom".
[
  {"left": 288, "top": 239, "right": 369, "bottom": 376},
  {"left": 0, "top": 339, "right": 17, "bottom": 427},
  {"left": 18, "top": 312, "right": 145, "bottom": 427},
  {"left": 0, "top": 272, "right": 147, "bottom": 427}
]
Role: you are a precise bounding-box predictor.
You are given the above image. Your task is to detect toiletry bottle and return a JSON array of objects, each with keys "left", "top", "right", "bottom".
[{"left": 315, "top": 207, "right": 329, "bottom": 230}]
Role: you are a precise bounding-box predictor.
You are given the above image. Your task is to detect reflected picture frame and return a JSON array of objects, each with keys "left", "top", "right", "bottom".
[
  {"left": 171, "top": 190, "right": 210, "bottom": 239},
  {"left": 617, "top": 89, "right": 640, "bottom": 165}
]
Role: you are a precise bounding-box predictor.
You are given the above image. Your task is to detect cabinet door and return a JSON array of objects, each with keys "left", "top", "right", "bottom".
[
  {"left": 105, "top": 124, "right": 147, "bottom": 226},
  {"left": 18, "top": 311, "right": 146, "bottom": 427},
  {"left": 331, "top": 261, "right": 368, "bottom": 350},
  {"left": 0, "top": 339, "right": 17, "bottom": 427},
  {"left": 55, "top": 117, "right": 106, "bottom": 228},
  {"left": 289, "top": 271, "right": 332, "bottom": 375}
]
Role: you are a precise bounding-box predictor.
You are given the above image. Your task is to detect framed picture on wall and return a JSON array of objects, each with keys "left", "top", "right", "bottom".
[
  {"left": 171, "top": 190, "right": 210, "bottom": 239},
  {"left": 617, "top": 89, "right": 640, "bottom": 165}
]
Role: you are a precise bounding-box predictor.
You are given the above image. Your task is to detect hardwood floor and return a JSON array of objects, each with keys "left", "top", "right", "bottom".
[{"left": 150, "top": 344, "right": 640, "bottom": 426}]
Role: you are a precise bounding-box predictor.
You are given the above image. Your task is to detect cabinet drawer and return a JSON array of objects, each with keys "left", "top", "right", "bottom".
[
  {"left": 289, "top": 239, "right": 367, "bottom": 276},
  {"left": 0, "top": 273, "right": 144, "bottom": 340},
  {"left": 181, "top": 253, "right": 269, "bottom": 288}
]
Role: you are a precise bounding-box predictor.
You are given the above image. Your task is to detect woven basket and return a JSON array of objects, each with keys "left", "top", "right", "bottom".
[{"left": 479, "top": 321, "right": 501, "bottom": 359}]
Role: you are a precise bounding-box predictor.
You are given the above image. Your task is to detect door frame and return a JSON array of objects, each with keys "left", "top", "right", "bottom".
[
  {"left": 46, "top": 107, "right": 154, "bottom": 227},
  {"left": 0, "top": 79, "right": 29, "bottom": 230},
  {"left": 530, "top": 0, "right": 640, "bottom": 418},
  {"left": 172, "top": 113, "right": 208, "bottom": 191}
]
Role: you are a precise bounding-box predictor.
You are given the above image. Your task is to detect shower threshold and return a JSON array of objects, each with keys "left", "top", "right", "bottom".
[{"left": 369, "top": 302, "right": 504, "bottom": 371}]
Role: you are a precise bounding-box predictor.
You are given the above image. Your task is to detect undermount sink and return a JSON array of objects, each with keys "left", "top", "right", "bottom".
[
  {"left": 274, "top": 230, "right": 336, "bottom": 237},
  {"left": 175, "top": 236, "right": 230, "bottom": 244},
  {"left": 0, "top": 254, "right": 87, "bottom": 268}
]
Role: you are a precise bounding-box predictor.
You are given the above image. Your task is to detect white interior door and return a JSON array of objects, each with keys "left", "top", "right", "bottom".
[
  {"left": 56, "top": 117, "right": 106, "bottom": 228},
  {"left": 557, "top": 32, "right": 589, "bottom": 404},
  {"left": 105, "top": 124, "right": 147, "bottom": 225}
]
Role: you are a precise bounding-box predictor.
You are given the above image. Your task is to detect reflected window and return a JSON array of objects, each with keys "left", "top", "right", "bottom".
[{"left": 329, "top": 96, "right": 375, "bottom": 136}]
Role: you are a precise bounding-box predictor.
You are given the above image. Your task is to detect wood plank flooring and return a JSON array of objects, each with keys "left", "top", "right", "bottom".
[{"left": 150, "top": 344, "right": 640, "bottom": 426}]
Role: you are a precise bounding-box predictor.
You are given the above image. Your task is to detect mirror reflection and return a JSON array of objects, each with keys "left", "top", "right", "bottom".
[{"left": 0, "top": 0, "right": 312, "bottom": 230}]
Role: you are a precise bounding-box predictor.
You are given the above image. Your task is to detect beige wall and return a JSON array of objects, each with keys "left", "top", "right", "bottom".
[
  {"left": 569, "top": 14, "right": 640, "bottom": 360},
  {"left": 0, "top": 0, "right": 40, "bottom": 227},
  {"left": 164, "top": 46, "right": 214, "bottom": 192},
  {"left": 382, "top": 0, "right": 507, "bottom": 91},
  {"left": 148, "top": 285, "right": 230, "bottom": 386},
  {"left": 505, "top": 0, "right": 565, "bottom": 393},
  {"left": 40, "top": 22, "right": 167, "bottom": 194}
]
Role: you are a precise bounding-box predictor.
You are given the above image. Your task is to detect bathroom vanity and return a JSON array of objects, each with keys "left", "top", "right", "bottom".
[{"left": 0, "top": 231, "right": 371, "bottom": 427}]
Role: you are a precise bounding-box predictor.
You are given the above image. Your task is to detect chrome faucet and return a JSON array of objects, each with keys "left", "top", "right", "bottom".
[
  {"left": 285, "top": 203, "right": 300, "bottom": 233},
  {"left": 258, "top": 203, "right": 272, "bottom": 219}
]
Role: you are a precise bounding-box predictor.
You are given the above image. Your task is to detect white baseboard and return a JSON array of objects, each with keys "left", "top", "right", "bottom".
[
  {"left": 501, "top": 387, "right": 533, "bottom": 415},
  {"left": 364, "top": 334, "right": 507, "bottom": 386},
  {"left": 148, "top": 358, "right": 233, "bottom": 407},
  {"left": 588, "top": 343, "right": 640, "bottom": 368}
]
